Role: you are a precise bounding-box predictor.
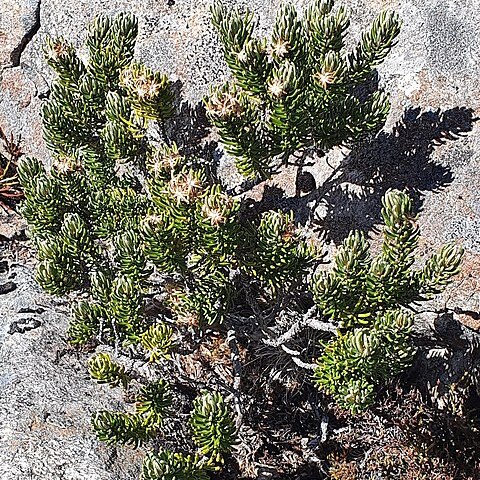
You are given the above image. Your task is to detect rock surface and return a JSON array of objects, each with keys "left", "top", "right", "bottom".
[
  {"left": 0, "top": 263, "right": 141, "bottom": 479},
  {"left": 1, "top": 0, "right": 480, "bottom": 478},
  {"left": 0, "top": 0, "right": 40, "bottom": 68}
]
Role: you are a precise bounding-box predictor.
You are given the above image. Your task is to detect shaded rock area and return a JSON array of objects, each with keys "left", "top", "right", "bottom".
[{"left": 1, "top": 0, "right": 480, "bottom": 478}]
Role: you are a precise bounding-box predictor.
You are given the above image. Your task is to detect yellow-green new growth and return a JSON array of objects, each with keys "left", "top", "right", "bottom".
[
  {"left": 142, "top": 450, "right": 210, "bottom": 480},
  {"left": 190, "top": 391, "right": 237, "bottom": 464},
  {"left": 140, "top": 324, "right": 174, "bottom": 362},
  {"left": 88, "top": 352, "right": 130, "bottom": 389}
]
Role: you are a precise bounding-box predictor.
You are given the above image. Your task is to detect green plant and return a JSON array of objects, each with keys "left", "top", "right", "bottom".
[
  {"left": 190, "top": 391, "right": 238, "bottom": 463},
  {"left": 245, "top": 210, "right": 319, "bottom": 293},
  {"left": 92, "top": 410, "right": 154, "bottom": 447},
  {"left": 18, "top": 13, "right": 163, "bottom": 345},
  {"left": 88, "top": 352, "right": 130, "bottom": 388},
  {"left": 141, "top": 324, "right": 174, "bottom": 362},
  {"left": 16, "top": 4, "right": 468, "bottom": 478},
  {"left": 18, "top": 11, "right": 235, "bottom": 347},
  {"left": 18, "top": 14, "right": 243, "bottom": 479},
  {"left": 91, "top": 377, "right": 173, "bottom": 447},
  {"left": 208, "top": 0, "right": 401, "bottom": 178},
  {"left": 136, "top": 380, "right": 173, "bottom": 426},
  {"left": 142, "top": 450, "right": 210, "bottom": 480},
  {"left": 18, "top": 3, "right": 321, "bottom": 336},
  {"left": 314, "top": 309, "right": 415, "bottom": 413},
  {"left": 311, "top": 190, "right": 464, "bottom": 413},
  {"left": 90, "top": 356, "right": 235, "bottom": 477}
]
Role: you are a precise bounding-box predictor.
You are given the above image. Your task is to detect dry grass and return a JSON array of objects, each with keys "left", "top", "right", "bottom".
[
  {"left": 0, "top": 125, "right": 23, "bottom": 211},
  {"left": 327, "top": 385, "right": 480, "bottom": 480}
]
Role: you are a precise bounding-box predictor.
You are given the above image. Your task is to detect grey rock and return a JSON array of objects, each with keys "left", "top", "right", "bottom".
[
  {"left": 0, "top": 0, "right": 40, "bottom": 68},
  {"left": 0, "top": 265, "right": 140, "bottom": 480}
]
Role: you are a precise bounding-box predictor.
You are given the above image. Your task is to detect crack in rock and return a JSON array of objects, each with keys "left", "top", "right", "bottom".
[
  {"left": 10, "top": 0, "right": 41, "bottom": 67},
  {"left": 8, "top": 317, "right": 41, "bottom": 334},
  {"left": 17, "top": 306, "right": 45, "bottom": 314},
  {"left": 0, "top": 281, "right": 17, "bottom": 295}
]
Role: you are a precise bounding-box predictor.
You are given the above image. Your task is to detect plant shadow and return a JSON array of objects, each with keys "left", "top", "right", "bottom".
[
  {"left": 251, "top": 106, "right": 476, "bottom": 245},
  {"left": 154, "top": 84, "right": 477, "bottom": 247},
  {"left": 412, "top": 311, "right": 480, "bottom": 410},
  {"left": 162, "top": 80, "right": 219, "bottom": 182}
]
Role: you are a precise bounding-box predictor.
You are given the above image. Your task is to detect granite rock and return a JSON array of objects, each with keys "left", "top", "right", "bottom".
[
  {"left": 0, "top": 0, "right": 40, "bottom": 68},
  {"left": 0, "top": 264, "right": 141, "bottom": 479}
]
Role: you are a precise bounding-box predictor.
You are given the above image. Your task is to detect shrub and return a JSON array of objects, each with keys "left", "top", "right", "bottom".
[
  {"left": 88, "top": 353, "right": 236, "bottom": 476},
  {"left": 88, "top": 352, "right": 130, "bottom": 388},
  {"left": 190, "top": 391, "right": 238, "bottom": 463},
  {"left": 18, "top": 10, "right": 317, "bottom": 341},
  {"left": 208, "top": 0, "right": 401, "bottom": 178},
  {"left": 18, "top": 12, "right": 242, "bottom": 478},
  {"left": 16, "top": 3, "right": 465, "bottom": 478},
  {"left": 142, "top": 450, "right": 210, "bottom": 480},
  {"left": 312, "top": 190, "right": 463, "bottom": 412}
]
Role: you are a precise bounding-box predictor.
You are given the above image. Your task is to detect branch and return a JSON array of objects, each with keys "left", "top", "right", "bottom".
[
  {"left": 262, "top": 306, "right": 336, "bottom": 348},
  {"left": 226, "top": 329, "right": 244, "bottom": 428},
  {"left": 281, "top": 345, "right": 317, "bottom": 370}
]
